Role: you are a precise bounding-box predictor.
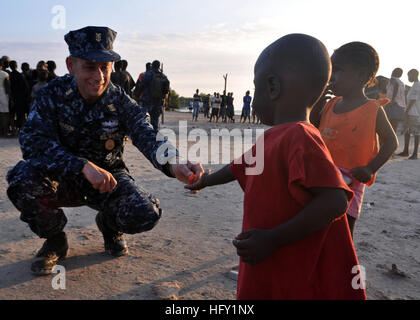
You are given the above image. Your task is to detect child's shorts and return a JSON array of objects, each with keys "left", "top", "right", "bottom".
[{"left": 339, "top": 167, "right": 366, "bottom": 219}]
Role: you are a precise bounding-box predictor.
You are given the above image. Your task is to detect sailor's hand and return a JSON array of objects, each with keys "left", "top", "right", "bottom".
[
  {"left": 82, "top": 161, "right": 117, "bottom": 193},
  {"left": 169, "top": 160, "right": 203, "bottom": 184},
  {"left": 169, "top": 159, "right": 204, "bottom": 194}
]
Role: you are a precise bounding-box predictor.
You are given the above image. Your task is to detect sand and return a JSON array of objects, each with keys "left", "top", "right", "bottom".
[{"left": 0, "top": 111, "right": 419, "bottom": 300}]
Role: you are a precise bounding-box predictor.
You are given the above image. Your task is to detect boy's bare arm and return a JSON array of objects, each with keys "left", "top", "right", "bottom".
[
  {"left": 370, "top": 107, "right": 399, "bottom": 172},
  {"left": 351, "top": 107, "right": 398, "bottom": 183},
  {"left": 185, "top": 164, "right": 236, "bottom": 191},
  {"left": 233, "top": 187, "right": 349, "bottom": 266}
]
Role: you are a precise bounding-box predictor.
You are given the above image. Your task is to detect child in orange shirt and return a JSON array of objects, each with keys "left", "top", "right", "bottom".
[
  {"left": 186, "top": 34, "right": 366, "bottom": 300},
  {"left": 311, "top": 42, "right": 398, "bottom": 237}
]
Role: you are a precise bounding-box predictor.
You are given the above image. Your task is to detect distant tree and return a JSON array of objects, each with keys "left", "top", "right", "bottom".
[
  {"left": 179, "top": 96, "right": 191, "bottom": 108},
  {"left": 199, "top": 93, "right": 208, "bottom": 100},
  {"left": 168, "top": 89, "right": 180, "bottom": 109}
]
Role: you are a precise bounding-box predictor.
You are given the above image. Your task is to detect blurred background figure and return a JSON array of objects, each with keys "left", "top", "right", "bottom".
[{"left": 47, "top": 60, "right": 58, "bottom": 82}]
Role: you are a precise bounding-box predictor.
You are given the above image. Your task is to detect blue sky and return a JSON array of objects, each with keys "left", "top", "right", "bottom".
[{"left": 1, "top": 0, "right": 419, "bottom": 97}]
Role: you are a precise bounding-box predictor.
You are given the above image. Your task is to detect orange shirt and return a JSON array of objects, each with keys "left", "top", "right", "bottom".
[{"left": 319, "top": 97, "right": 389, "bottom": 186}]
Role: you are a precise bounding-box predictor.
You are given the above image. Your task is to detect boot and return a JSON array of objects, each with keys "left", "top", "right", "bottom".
[
  {"left": 31, "top": 231, "right": 68, "bottom": 276},
  {"left": 95, "top": 212, "right": 128, "bottom": 257}
]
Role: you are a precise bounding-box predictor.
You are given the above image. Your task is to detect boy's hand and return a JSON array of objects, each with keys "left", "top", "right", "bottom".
[
  {"left": 232, "top": 229, "right": 277, "bottom": 266},
  {"left": 350, "top": 166, "right": 373, "bottom": 183},
  {"left": 184, "top": 169, "right": 212, "bottom": 191}
]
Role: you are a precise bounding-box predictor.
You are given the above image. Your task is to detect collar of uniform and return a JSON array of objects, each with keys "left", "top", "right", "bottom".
[{"left": 67, "top": 75, "right": 81, "bottom": 100}]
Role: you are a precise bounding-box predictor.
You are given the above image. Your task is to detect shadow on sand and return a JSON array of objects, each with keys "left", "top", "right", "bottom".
[{"left": 0, "top": 251, "right": 116, "bottom": 289}]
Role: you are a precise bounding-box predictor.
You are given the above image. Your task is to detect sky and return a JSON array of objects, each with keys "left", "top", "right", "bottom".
[{"left": 1, "top": 0, "right": 419, "bottom": 98}]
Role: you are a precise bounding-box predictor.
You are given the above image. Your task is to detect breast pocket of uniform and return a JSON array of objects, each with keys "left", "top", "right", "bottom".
[{"left": 58, "top": 121, "right": 79, "bottom": 145}]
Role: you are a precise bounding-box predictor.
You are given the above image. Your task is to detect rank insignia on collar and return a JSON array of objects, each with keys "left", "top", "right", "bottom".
[
  {"left": 65, "top": 89, "right": 73, "bottom": 96},
  {"left": 108, "top": 104, "right": 116, "bottom": 112},
  {"left": 96, "top": 33, "right": 102, "bottom": 42}
]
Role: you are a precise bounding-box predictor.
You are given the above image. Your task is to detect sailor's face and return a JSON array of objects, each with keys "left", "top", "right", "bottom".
[{"left": 67, "top": 57, "right": 113, "bottom": 103}]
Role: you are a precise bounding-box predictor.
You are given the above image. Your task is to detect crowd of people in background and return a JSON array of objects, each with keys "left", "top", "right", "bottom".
[
  {"left": 1, "top": 52, "right": 418, "bottom": 155},
  {"left": 0, "top": 56, "right": 58, "bottom": 137},
  {"left": 0, "top": 55, "right": 170, "bottom": 136},
  {"left": 366, "top": 67, "right": 420, "bottom": 160},
  {"left": 189, "top": 89, "right": 261, "bottom": 124}
]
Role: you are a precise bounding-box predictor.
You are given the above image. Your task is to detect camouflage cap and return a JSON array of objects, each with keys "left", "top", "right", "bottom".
[{"left": 64, "top": 26, "right": 121, "bottom": 62}]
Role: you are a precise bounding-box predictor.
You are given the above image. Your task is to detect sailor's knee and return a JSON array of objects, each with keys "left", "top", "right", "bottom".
[
  {"left": 6, "top": 161, "right": 50, "bottom": 207},
  {"left": 117, "top": 195, "right": 162, "bottom": 234}
]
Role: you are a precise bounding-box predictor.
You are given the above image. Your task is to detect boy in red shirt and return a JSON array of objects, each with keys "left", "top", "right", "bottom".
[{"left": 186, "top": 34, "right": 366, "bottom": 300}]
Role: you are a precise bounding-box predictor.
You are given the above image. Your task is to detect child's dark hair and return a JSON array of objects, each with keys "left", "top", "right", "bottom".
[{"left": 334, "top": 42, "right": 379, "bottom": 88}]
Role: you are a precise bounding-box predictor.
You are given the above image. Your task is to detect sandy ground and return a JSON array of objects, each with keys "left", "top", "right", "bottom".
[{"left": 0, "top": 111, "right": 419, "bottom": 300}]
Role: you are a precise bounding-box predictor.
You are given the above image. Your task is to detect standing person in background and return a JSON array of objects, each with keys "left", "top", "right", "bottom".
[
  {"left": 220, "top": 90, "right": 227, "bottom": 123},
  {"left": 226, "top": 92, "right": 235, "bottom": 123},
  {"left": 137, "top": 60, "right": 170, "bottom": 131},
  {"left": 385, "top": 68, "right": 407, "bottom": 133},
  {"left": 32, "top": 61, "right": 48, "bottom": 87},
  {"left": 397, "top": 69, "right": 420, "bottom": 160},
  {"left": 47, "top": 61, "right": 58, "bottom": 82},
  {"left": 203, "top": 94, "right": 210, "bottom": 118},
  {"left": 209, "top": 92, "right": 221, "bottom": 123},
  {"left": 133, "top": 62, "right": 151, "bottom": 104},
  {"left": 192, "top": 89, "right": 201, "bottom": 121},
  {"left": 31, "top": 70, "right": 48, "bottom": 102},
  {"left": 121, "top": 60, "right": 136, "bottom": 97},
  {"left": 251, "top": 100, "right": 260, "bottom": 124},
  {"left": 377, "top": 76, "right": 389, "bottom": 99},
  {"left": 241, "top": 91, "right": 252, "bottom": 123},
  {"left": 9, "top": 60, "right": 30, "bottom": 131},
  {"left": 1, "top": 57, "right": 15, "bottom": 134},
  {"left": 0, "top": 61, "right": 10, "bottom": 136},
  {"left": 21, "top": 63, "right": 34, "bottom": 89},
  {"left": 1, "top": 56, "right": 11, "bottom": 74},
  {"left": 311, "top": 41, "right": 398, "bottom": 237},
  {"left": 21, "top": 63, "right": 33, "bottom": 118},
  {"left": 111, "top": 60, "right": 131, "bottom": 96}
]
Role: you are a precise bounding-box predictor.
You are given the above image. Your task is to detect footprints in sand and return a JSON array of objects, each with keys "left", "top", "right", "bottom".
[
  {"left": 152, "top": 281, "right": 181, "bottom": 300},
  {"left": 402, "top": 229, "right": 420, "bottom": 240},
  {"left": 356, "top": 241, "right": 377, "bottom": 252}
]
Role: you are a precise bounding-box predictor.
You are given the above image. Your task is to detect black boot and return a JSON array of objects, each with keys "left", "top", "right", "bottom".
[
  {"left": 31, "top": 232, "right": 68, "bottom": 276},
  {"left": 95, "top": 212, "right": 128, "bottom": 257}
]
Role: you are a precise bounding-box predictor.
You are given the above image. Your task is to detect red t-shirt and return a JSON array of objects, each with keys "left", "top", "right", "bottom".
[{"left": 230, "top": 122, "right": 366, "bottom": 300}]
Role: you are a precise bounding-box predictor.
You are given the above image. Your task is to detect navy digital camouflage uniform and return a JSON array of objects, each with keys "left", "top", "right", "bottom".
[{"left": 6, "top": 27, "right": 177, "bottom": 240}]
